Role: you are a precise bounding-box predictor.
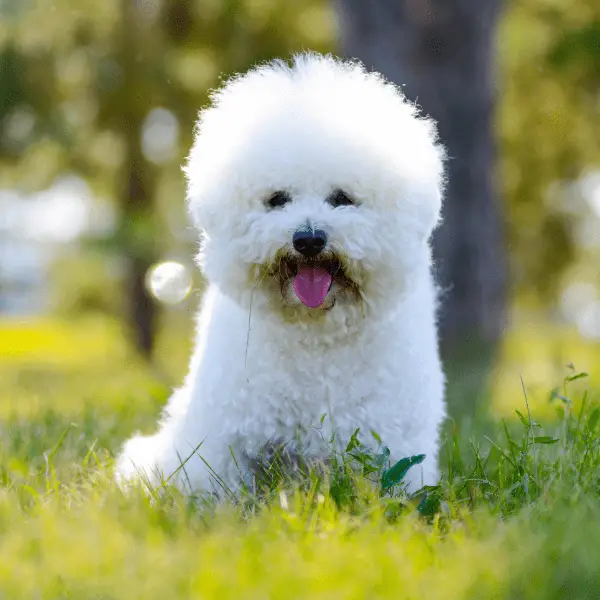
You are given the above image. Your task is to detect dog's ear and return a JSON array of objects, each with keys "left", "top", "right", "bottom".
[
  {"left": 387, "top": 112, "right": 445, "bottom": 244},
  {"left": 416, "top": 121, "right": 446, "bottom": 242},
  {"left": 184, "top": 187, "right": 214, "bottom": 235},
  {"left": 183, "top": 96, "right": 241, "bottom": 235},
  {"left": 412, "top": 186, "right": 444, "bottom": 243},
  {"left": 182, "top": 135, "right": 220, "bottom": 235},
  {"left": 184, "top": 190, "right": 214, "bottom": 236},
  {"left": 398, "top": 159, "right": 445, "bottom": 245}
]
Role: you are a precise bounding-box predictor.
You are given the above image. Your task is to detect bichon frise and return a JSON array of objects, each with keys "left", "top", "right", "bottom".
[{"left": 116, "top": 53, "right": 446, "bottom": 496}]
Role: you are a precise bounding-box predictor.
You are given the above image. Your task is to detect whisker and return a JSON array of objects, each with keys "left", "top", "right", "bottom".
[
  {"left": 245, "top": 264, "right": 272, "bottom": 383},
  {"left": 244, "top": 289, "right": 254, "bottom": 384}
]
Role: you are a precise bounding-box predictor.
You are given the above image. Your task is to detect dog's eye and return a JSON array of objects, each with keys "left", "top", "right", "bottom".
[
  {"left": 327, "top": 189, "right": 355, "bottom": 208},
  {"left": 265, "top": 191, "right": 292, "bottom": 210}
]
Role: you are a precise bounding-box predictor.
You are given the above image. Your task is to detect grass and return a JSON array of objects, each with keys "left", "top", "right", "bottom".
[{"left": 1, "top": 314, "right": 600, "bottom": 599}]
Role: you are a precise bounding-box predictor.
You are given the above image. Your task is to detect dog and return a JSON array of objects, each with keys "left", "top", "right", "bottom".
[{"left": 116, "top": 53, "right": 447, "bottom": 496}]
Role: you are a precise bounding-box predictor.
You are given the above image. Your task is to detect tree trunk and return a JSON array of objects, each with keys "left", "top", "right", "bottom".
[
  {"left": 122, "top": 145, "right": 156, "bottom": 357},
  {"left": 119, "top": 0, "right": 157, "bottom": 358},
  {"left": 335, "top": 0, "right": 507, "bottom": 356}
]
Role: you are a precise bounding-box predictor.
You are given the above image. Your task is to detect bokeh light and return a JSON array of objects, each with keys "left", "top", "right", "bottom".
[{"left": 145, "top": 261, "right": 192, "bottom": 305}]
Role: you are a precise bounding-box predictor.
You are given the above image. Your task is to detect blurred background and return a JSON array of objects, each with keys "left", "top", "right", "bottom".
[{"left": 1, "top": 0, "right": 600, "bottom": 427}]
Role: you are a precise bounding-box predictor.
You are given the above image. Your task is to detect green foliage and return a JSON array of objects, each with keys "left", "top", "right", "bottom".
[
  {"left": 381, "top": 454, "right": 425, "bottom": 491},
  {"left": 3, "top": 0, "right": 600, "bottom": 320},
  {"left": 498, "top": 0, "right": 600, "bottom": 298},
  {"left": 0, "top": 0, "right": 337, "bottom": 346},
  {"left": 1, "top": 0, "right": 334, "bottom": 193},
  {"left": 49, "top": 254, "right": 124, "bottom": 316}
]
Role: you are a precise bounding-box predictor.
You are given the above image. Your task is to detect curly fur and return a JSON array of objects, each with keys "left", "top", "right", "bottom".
[{"left": 115, "top": 53, "right": 447, "bottom": 496}]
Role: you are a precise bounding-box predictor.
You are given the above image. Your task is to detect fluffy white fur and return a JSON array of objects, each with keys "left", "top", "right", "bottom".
[{"left": 116, "top": 53, "right": 447, "bottom": 495}]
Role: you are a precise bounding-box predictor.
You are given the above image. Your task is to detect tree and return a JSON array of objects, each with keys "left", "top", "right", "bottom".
[
  {"left": 336, "top": 0, "right": 506, "bottom": 357},
  {"left": 497, "top": 1, "right": 600, "bottom": 300},
  {"left": 2, "top": 0, "right": 334, "bottom": 357},
  {"left": 5, "top": 0, "right": 599, "bottom": 361}
]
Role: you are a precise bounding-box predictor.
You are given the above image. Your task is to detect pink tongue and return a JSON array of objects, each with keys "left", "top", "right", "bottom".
[{"left": 293, "top": 266, "right": 332, "bottom": 308}]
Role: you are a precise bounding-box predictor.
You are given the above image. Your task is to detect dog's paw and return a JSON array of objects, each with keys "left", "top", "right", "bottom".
[{"left": 114, "top": 433, "right": 166, "bottom": 492}]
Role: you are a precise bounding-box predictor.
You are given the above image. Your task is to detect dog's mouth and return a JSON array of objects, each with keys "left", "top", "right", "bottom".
[
  {"left": 292, "top": 261, "right": 335, "bottom": 308},
  {"left": 271, "top": 254, "right": 359, "bottom": 309}
]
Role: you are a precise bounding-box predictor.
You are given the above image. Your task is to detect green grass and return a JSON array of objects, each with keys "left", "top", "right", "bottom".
[{"left": 1, "top": 315, "right": 600, "bottom": 599}]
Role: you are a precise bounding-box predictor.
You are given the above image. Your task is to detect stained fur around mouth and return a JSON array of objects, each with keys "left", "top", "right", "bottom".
[{"left": 268, "top": 251, "right": 361, "bottom": 305}]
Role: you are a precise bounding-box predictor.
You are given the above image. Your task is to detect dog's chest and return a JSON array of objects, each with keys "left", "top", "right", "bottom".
[
  {"left": 240, "top": 336, "right": 394, "bottom": 425},
  {"left": 191, "top": 289, "right": 431, "bottom": 451}
]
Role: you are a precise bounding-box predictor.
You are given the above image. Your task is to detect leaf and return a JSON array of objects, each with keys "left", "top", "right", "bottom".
[
  {"left": 370, "top": 429, "right": 382, "bottom": 444},
  {"left": 373, "top": 446, "right": 391, "bottom": 468},
  {"left": 515, "top": 409, "right": 530, "bottom": 428},
  {"left": 508, "top": 440, "right": 522, "bottom": 453},
  {"left": 416, "top": 487, "right": 442, "bottom": 518},
  {"left": 381, "top": 454, "right": 426, "bottom": 490},
  {"left": 349, "top": 451, "right": 369, "bottom": 465},
  {"left": 47, "top": 422, "right": 77, "bottom": 464},
  {"left": 21, "top": 484, "right": 41, "bottom": 500},
  {"left": 345, "top": 428, "right": 361, "bottom": 453},
  {"left": 587, "top": 408, "right": 600, "bottom": 432},
  {"left": 565, "top": 372, "right": 588, "bottom": 383},
  {"left": 319, "top": 413, "right": 327, "bottom": 425},
  {"left": 532, "top": 436, "right": 559, "bottom": 444},
  {"left": 552, "top": 392, "right": 571, "bottom": 405}
]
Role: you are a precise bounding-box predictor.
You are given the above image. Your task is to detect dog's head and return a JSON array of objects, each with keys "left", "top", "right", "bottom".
[{"left": 185, "top": 54, "right": 445, "bottom": 322}]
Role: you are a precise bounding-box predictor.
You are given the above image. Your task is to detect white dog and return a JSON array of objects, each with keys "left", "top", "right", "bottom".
[{"left": 116, "top": 53, "right": 446, "bottom": 496}]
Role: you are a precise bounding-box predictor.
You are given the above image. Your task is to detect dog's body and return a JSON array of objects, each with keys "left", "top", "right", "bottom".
[{"left": 116, "top": 54, "right": 446, "bottom": 495}]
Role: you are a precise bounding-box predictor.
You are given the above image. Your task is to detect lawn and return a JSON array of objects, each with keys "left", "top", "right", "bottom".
[{"left": 0, "top": 314, "right": 599, "bottom": 599}]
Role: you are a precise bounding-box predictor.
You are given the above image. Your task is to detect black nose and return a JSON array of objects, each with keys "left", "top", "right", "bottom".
[{"left": 293, "top": 229, "right": 327, "bottom": 258}]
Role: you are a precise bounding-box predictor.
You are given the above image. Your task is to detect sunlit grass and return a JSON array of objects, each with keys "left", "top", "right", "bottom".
[
  {"left": 0, "top": 315, "right": 131, "bottom": 365},
  {"left": 491, "top": 313, "right": 599, "bottom": 418},
  {"left": 0, "top": 314, "right": 599, "bottom": 598}
]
